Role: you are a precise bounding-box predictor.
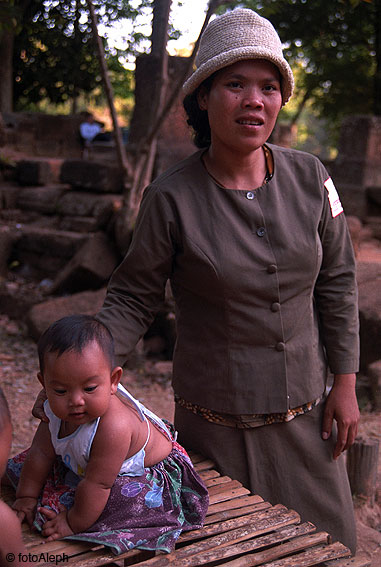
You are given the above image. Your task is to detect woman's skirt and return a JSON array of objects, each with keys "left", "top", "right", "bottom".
[
  {"left": 6, "top": 440, "right": 209, "bottom": 555},
  {"left": 175, "top": 400, "right": 356, "bottom": 553}
]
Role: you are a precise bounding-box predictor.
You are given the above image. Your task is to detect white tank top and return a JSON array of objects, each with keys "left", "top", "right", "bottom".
[{"left": 45, "top": 383, "right": 172, "bottom": 478}]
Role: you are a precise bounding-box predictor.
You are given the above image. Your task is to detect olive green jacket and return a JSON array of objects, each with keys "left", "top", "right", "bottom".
[{"left": 97, "top": 145, "right": 359, "bottom": 414}]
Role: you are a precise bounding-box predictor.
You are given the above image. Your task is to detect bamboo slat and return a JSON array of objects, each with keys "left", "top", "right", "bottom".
[
  {"left": 323, "top": 555, "right": 371, "bottom": 567},
  {"left": 256, "top": 542, "right": 351, "bottom": 567},
  {"left": 203, "top": 501, "right": 272, "bottom": 526}
]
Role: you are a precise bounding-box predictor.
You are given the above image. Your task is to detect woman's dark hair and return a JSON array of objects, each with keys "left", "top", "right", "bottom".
[
  {"left": 183, "top": 73, "right": 216, "bottom": 149},
  {"left": 38, "top": 315, "right": 115, "bottom": 374}
]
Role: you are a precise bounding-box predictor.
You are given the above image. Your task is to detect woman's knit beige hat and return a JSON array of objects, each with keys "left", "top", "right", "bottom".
[{"left": 183, "top": 8, "right": 294, "bottom": 105}]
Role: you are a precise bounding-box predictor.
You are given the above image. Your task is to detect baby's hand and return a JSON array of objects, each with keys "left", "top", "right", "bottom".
[
  {"left": 39, "top": 504, "right": 73, "bottom": 541},
  {"left": 12, "top": 496, "right": 38, "bottom": 525}
]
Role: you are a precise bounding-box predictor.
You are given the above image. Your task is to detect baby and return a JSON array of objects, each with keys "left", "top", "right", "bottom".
[
  {"left": 0, "top": 388, "right": 30, "bottom": 567},
  {"left": 7, "top": 315, "right": 208, "bottom": 555}
]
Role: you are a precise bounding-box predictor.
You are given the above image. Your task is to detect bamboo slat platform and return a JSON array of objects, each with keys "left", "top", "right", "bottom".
[{"left": 2, "top": 453, "right": 371, "bottom": 567}]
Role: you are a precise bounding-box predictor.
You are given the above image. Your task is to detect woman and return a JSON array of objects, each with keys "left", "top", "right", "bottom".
[{"left": 36, "top": 8, "right": 360, "bottom": 552}]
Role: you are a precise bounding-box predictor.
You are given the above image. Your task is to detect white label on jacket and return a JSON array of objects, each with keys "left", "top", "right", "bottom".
[{"left": 324, "top": 177, "right": 343, "bottom": 218}]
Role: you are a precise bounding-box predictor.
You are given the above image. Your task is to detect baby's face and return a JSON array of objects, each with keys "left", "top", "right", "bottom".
[{"left": 40, "top": 340, "right": 119, "bottom": 425}]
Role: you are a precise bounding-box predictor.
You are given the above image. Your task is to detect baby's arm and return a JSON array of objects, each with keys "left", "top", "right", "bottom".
[
  {"left": 0, "top": 501, "right": 31, "bottom": 566},
  {"left": 41, "top": 411, "right": 132, "bottom": 540},
  {"left": 12, "top": 422, "right": 55, "bottom": 525}
]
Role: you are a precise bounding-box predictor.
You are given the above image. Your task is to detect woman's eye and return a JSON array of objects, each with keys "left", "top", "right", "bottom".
[
  {"left": 264, "top": 84, "right": 277, "bottom": 91},
  {"left": 227, "top": 81, "right": 242, "bottom": 88},
  {"left": 84, "top": 386, "right": 97, "bottom": 393}
]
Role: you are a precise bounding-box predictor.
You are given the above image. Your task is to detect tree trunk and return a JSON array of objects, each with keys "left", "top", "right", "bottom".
[
  {"left": 0, "top": 29, "right": 14, "bottom": 113},
  {"left": 124, "top": 0, "right": 172, "bottom": 229},
  {"left": 290, "top": 88, "right": 312, "bottom": 126}
]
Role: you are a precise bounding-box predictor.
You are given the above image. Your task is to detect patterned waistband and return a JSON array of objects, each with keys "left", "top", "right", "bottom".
[{"left": 174, "top": 395, "right": 322, "bottom": 429}]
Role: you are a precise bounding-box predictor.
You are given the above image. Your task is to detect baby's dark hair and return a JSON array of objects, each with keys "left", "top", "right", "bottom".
[
  {"left": 38, "top": 315, "right": 115, "bottom": 374},
  {"left": 0, "top": 387, "right": 11, "bottom": 433}
]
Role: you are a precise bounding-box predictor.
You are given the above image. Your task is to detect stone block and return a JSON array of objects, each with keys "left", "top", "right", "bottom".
[
  {"left": 2, "top": 111, "right": 83, "bottom": 158},
  {"left": 15, "top": 159, "right": 53, "bottom": 186},
  {"left": 334, "top": 159, "right": 367, "bottom": 186},
  {"left": 0, "top": 183, "right": 21, "bottom": 209},
  {"left": 364, "top": 217, "right": 381, "bottom": 240},
  {"left": 59, "top": 216, "right": 102, "bottom": 233},
  {"left": 26, "top": 288, "right": 107, "bottom": 340},
  {"left": 367, "top": 187, "right": 381, "bottom": 216},
  {"left": 14, "top": 226, "right": 88, "bottom": 277},
  {"left": 16, "top": 226, "right": 87, "bottom": 257},
  {"left": 337, "top": 115, "right": 381, "bottom": 165},
  {"left": 0, "top": 278, "right": 45, "bottom": 321},
  {"left": 0, "top": 226, "right": 20, "bottom": 276},
  {"left": 17, "top": 184, "right": 70, "bottom": 214},
  {"left": 60, "top": 160, "right": 123, "bottom": 193},
  {"left": 50, "top": 232, "right": 119, "bottom": 294},
  {"left": 335, "top": 183, "right": 368, "bottom": 219},
  {"left": 56, "top": 191, "right": 122, "bottom": 227},
  {"left": 0, "top": 209, "right": 52, "bottom": 226}
]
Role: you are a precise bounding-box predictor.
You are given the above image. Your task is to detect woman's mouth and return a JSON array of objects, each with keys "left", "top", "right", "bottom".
[{"left": 237, "top": 119, "right": 263, "bottom": 126}]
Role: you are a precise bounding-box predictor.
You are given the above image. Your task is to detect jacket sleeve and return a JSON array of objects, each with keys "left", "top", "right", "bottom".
[
  {"left": 314, "top": 173, "right": 359, "bottom": 375},
  {"left": 96, "top": 185, "right": 178, "bottom": 364}
]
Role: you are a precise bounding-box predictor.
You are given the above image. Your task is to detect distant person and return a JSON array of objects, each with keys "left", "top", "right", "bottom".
[
  {"left": 7, "top": 315, "right": 208, "bottom": 555},
  {"left": 79, "top": 112, "right": 111, "bottom": 144},
  {"left": 0, "top": 388, "right": 30, "bottom": 567}
]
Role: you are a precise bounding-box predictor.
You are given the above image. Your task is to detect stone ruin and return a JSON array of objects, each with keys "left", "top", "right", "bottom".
[{"left": 0, "top": 58, "right": 380, "bottom": 406}]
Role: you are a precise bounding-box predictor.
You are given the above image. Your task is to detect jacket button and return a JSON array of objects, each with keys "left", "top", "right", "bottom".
[
  {"left": 267, "top": 264, "right": 277, "bottom": 274},
  {"left": 246, "top": 191, "right": 255, "bottom": 200},
  {"left": 276, "top": 342, "right": 285, "bottom": 351},
  {"left": 256, "top": 227, "right": 266, "bottom": 237},
  {"left": 271, "top": 302, "right": 280, "bottom": 312}
]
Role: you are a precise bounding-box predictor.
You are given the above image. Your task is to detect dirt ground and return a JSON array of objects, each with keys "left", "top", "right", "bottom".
[{"left": 0, "top": 314, "right": 380, "bottom": 565}]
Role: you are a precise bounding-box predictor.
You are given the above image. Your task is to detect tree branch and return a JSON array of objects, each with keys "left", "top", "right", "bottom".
[{"left": 86, "top": 0, "right": 133, "bottom": 179}]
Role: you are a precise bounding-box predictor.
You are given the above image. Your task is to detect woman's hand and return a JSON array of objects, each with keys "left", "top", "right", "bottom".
[
  {"left": 32, "top": 389, "right": 48, "bottom": 422},
  {"left": 39, "top": 504, "right": 73, "bottom": 541},
  {"left": 12, "top": 496, "right": 38, "bottom": 525},
  {"left": 322, "top": 373, "right": 360, "bottom": 460}
]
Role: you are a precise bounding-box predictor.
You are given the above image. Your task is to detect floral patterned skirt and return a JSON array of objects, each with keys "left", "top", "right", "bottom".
[{"left": 6, "top": 440, "right": 209, "bottom": 555}]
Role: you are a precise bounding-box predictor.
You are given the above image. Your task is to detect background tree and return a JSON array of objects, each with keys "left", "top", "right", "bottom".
[
  {"left": 241, "top": 0, "right": 379, "bottom": 132},
  {"left": 1, "top": 0, "right": 152, "bottom": 113},
  {"left": 0, "top": 0, "right": 34, "bottom": 113}
]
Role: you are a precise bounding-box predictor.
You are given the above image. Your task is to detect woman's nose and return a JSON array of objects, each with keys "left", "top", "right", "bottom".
[{"left": 241, "top": 88, "right": 264, "bottom": 109}]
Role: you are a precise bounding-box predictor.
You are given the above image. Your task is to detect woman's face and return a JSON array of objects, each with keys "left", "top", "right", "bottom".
[{"left": 198, "top": 59, "right": 282, "bottom": 155}]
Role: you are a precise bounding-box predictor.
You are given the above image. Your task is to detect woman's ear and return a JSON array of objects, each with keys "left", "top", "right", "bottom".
[
  {"left": 110, "top": 367, "right": 123, "bottom": 394},
  {"left": 197, "top": 86, "right": 209, "bottom": 111}
]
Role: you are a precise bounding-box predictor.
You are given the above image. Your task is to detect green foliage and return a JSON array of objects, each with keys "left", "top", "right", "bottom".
[
  {"left": 11, "top": 0, "right": 151, "bottom": 110},
  {"left": 240, "top": 0, "right": 378, "bottom": 130}
]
